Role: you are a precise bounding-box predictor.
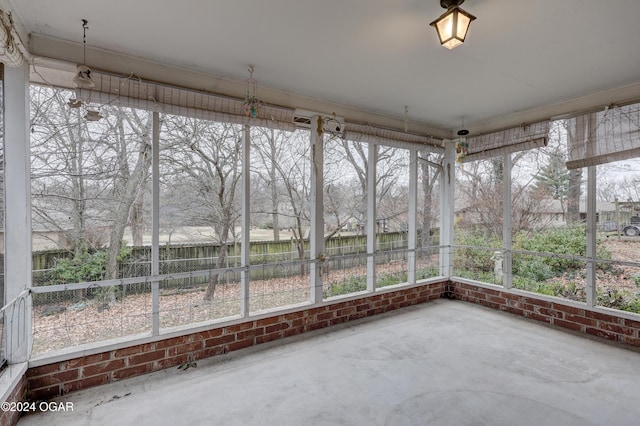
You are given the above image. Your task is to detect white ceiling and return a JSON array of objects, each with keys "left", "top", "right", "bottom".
[{"left": 7, "top": 0, "right": 640, "bottom": 136}]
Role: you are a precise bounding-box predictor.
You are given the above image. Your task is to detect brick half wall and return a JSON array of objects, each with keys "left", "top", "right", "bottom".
[
  {"left": 22, "top": 280, "right": 640, "bottom": 404},
  {"left": 26, "top": 282, "right": 446, "bottom": 401},
  {"left": 0, "top": 373, "right": 26, "bottom": 426},
  {"left": 451, "top": 281, "right": 640, "bottom": 347}
]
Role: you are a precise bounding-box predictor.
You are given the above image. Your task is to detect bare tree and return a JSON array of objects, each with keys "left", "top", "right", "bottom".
[
  {"left": 103, "top": 108, "right": 152, "bottom": 279},
  {"left": 615, "top": 176, "right": 640, "bottom": 201},
  {"left": 265, "top": 130, "right": 311, "bottom": 260},
  {"left": 31, "top": 85, "right": 154, "bottom": 285},
  {"left": 250, "top": 127, "right": 296, "bottom": 241},
  {"left": 456, "top": 148, "right": 548, "bottom": 240},
  {"left": 335, "top": 140, "right": 408, "bottom": 230},
  {"left": 418, "top": 151, "right": 442, "bottom": 247},
  {"left": 323, "top": 180, "right": 359, "bottom": 238},
  {"left": 161, "top": 117, "right": 242, "bottom": 300},
  {"left": 31, "top": 86, "right": 93, "bottom": 255},
  {"left": 456, "top": 158, "right": 503, "bottom": 239},
  {"left": 564, "top": 116, "right": 589, "bottom": 225}
]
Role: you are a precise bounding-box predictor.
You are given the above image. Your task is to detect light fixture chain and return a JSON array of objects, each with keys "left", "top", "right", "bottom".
[{"left": 82, "top": 19, "right": 88, "bottom": 65}]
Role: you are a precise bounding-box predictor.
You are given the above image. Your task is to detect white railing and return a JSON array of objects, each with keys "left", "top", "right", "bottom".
[
  {"left": 1, "top": 288, "right": 31, "bottom": 365},
  {"left": 29, "top": 246, "right": 444, "bottom": 356}
]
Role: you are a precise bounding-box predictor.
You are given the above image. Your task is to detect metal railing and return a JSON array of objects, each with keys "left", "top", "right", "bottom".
[{"left": 1, "top": 289, "right": 31, "bottom": 365}]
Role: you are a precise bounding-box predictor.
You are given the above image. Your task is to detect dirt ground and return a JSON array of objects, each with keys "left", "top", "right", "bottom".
[
  {"left": 31, "top": 261, "right": 412, "bottom": 354},
  {"left": 603, "top": 238, "right": 640, "bottom": 263},
  {"left": 598, "top": 238, "right": 640, "bottom": 291},
  {"left": 31, "top": 241, "right": 639, "bottom": 355}
]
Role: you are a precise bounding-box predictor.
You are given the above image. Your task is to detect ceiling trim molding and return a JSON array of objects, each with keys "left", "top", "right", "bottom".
[{"left": 467, "top": 82, "right": 640, "bottom": 136}]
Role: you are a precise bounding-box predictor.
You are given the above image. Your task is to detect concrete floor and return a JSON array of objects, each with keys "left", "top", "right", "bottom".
[{"left": 19, "top": 300, "right": 640, "bottom": 426}]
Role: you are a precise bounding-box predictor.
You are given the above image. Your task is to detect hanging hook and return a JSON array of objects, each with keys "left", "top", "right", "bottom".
[
  {"left": 81, "top": 19, "right": 89, "bottom": 65},
  {"left": 404, "top": 105, "right": 409, "bottom": 132}
]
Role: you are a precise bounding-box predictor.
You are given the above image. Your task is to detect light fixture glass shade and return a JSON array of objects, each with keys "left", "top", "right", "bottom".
[
  {"left": 84, "top": 109, "right": 103, "bottom": 121},
  {"left": 73, "top": 64, "right": 95, "bottom": 89},
  {"left": 430, "top": 6, "right": 476, "bottom": 49}
]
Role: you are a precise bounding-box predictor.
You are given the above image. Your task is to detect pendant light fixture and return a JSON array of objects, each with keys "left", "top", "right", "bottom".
[
  {"left": 67, "top": 19, "right": 103, "bottom": 121},
  {"left": 73, "top": 19, "right": 95, "bottom": 89},
  {"left": 430, "top": 0, "right": 476, "bottom": 50}
]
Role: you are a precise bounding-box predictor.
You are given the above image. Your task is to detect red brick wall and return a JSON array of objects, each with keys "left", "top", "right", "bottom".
[
  {"left": 0, "top": 374, "right": 26, "bottom": 426},
  {"left": 452, "top": 281, "right": 640, "bottom": 347},
  {"left": 23, "top": 280, "right": 640, "bottom": 403},
  {"left": 26, "top": 282, "right": 446, "bottom": 401}
]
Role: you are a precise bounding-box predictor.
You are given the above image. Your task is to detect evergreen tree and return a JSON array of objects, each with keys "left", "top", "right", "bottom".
[{"left": 534, "top": 147, "right": 570, "bottom": 214}]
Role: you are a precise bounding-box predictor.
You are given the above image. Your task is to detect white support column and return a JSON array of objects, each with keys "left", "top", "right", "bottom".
[
  {"left": 310, "top": 117, "right": 324, "bottom": 303},
  {"left": 366, "top": 143, "right": 378, "bottom": 292},
  {"left": 4, "top": 63, "right": 32, "bottom": 363},
  {"left": 502, "top": 153, "right": 513, "bottom": 289},
  {"left": 240, "top": 125, "right": 251, "bottom": 316},
  {"left": 408, "top": 149, "right": 418, "bottom": 284},
  {"left": 151, "top": 112, "right": 160, "bottom": 335},
  {"left": 439, "top": 141, "right": 455, "bottom": 278},
  {"left": 586, "top": 165, "right": 597, "bottom": 306}
]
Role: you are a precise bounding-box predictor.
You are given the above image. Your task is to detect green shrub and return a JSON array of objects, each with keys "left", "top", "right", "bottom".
[
  {"left": 377, "top": 271, "right": 407, "bottom": 287},
  {"left": 417, "top": 266, "right": 439, "bottom": 280},
  {"left": 49, "top": 243, "right": 133, "bottom": 285},
  {"left": 597, "top": 288, "right": 640, "bottom": 313},
  {"left": 513, "top": 256, "right": 554, "bottom": 282},
  {"left": 514, "top": 226, "right": 611, "bottom": 274},
  {"left": 514, "top": 226, "right": 585, "bottom": 271},
  {"left": 50, "top": 250, "right": 107, "bottom": 284},
  {"left": 454, "top": 231, "right": 501, "bottom": 274},
  {"left": 324, "top": 275, "right": 366, "bottom": 298},
  {"left": 323, "top": 270, "right": 411, "bottom": 298},
  {"left": 513, "top": 277, "right": 583, "bottom": 300}
]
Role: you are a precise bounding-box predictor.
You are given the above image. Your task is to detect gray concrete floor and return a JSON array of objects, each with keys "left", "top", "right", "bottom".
[{"left": 19, "top": 300, "right": 640, "bottom": 426}]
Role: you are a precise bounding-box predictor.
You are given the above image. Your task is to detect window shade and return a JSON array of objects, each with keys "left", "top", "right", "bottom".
[
  {"left": 78, "top": 71, "right": 296, "bottom": 131},
  {"left": 344, "top": 121, "right": 444, "bottom": 153},
  {"left": 565, "top": 102, "right": 640, "bottom": 170},
  {"left": 462, "top": 121, "right": 549, "bottom": 162},
  {"left": 462, "top": 137, "right": 547, "bottom": 162}
]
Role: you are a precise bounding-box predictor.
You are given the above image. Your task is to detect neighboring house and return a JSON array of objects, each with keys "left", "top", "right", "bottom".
[
  {"left": 524, "top": 198, "right": 640, "bottom": 231},
  {"left": 599, "top": 201, "right": 640, "bottom": 232},
  {"left": 455, "top": 192, "right": 638, "bottom": 232},
  {"left": 0, "top": 229, "right": 77, "bottom": 253},
  {"left": 532, "top": 199, "right": 602, "bottom": 228},
  {"left": 536, "top": 199, "right": 640, "bottom": 230}
]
